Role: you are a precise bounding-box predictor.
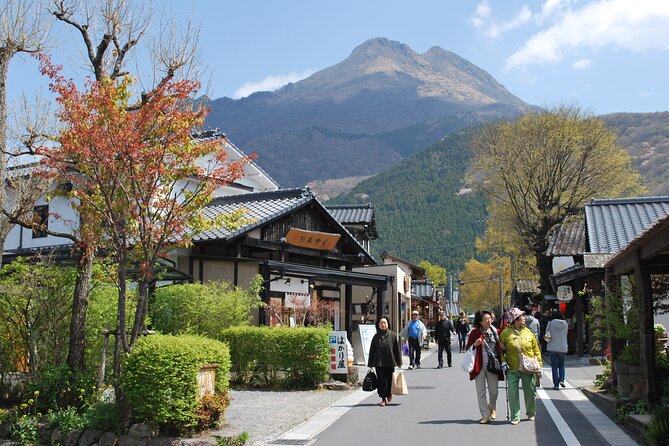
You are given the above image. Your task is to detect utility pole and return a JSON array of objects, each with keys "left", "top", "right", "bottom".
[{"left": 448, "top": 274, "right": 454, "bottom": 315}]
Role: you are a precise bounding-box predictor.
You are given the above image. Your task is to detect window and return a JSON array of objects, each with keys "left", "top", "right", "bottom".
[{"left": 32, "top": 205, "right": 49, "bottom": 238}]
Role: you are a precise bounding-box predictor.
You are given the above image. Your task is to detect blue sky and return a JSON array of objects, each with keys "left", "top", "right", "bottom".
[{"left": 7, "top": 0, "right": 669, "bottom": 115}]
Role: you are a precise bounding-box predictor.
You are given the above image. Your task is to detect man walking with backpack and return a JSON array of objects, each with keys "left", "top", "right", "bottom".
[{"left": 434, "top": 312, "right": 456, "bottom": 368}]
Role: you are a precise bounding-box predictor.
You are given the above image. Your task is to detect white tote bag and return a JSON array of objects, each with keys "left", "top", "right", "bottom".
[{"left": 461, "top": 345, "right": 476, "bottom": 373}]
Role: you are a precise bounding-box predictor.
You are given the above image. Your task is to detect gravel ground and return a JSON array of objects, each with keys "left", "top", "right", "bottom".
[{"left": 221, "top": 388, "right": 357, "bottom": 446}]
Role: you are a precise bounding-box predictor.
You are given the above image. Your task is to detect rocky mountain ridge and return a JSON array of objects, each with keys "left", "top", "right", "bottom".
[{"left": 205, "top": 38, "right": 534, "bottom": 187}]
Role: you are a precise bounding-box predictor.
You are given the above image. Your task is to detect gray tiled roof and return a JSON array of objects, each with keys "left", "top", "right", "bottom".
[
  {"left": 546, "top": 218, "right": 585, "bottom": 256},
  {"left": 585, "top": 196, "right": 669, "bottom": 254},
  {"left": 193, "top": 188, "right": 312, "bottom": 242},
  {"left": 325, "top": 204, "right": 375, "bottom": 224},
  {"left": 411, "top": 280, "right": 435, "bottom": 299},
  {"left": 515, "top": 279, "right": 540, "bottom": 294},
  {"left": 192, "top": 189, "right": 374, "bottom": 264}
]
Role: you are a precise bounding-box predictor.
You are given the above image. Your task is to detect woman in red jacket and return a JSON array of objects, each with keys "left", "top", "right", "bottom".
[{"left": 466, "top": 309, "right": 506, "bottom": 424}]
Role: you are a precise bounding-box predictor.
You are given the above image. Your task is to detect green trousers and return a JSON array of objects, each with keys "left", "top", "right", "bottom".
[{"left": 506, "top": 370, "right": 537, "bottom": 421}]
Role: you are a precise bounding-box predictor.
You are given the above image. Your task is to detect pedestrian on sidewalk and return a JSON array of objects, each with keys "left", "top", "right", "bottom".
[
  {"left": 545, "top": 309, "right": 568, "bottom": 389},
  {"left": 500, "top": 307, "right": 542, "bottom": 425},
  {"left": 400, "top": 310, "right": 427, "bottom": 369},
  {"left": 524, "top": 306, "right": 542, "bottom": 387},
  {"left": 367, "top": 316, "right": 402, "bottom": 407},
  {"left": 466, "top": 309, "right": 505, "bottom": 424},
  {"left": 538, "top": 310, "right": 550, "bottom": 355},
  {"left": 456, "top": 312, "right": 470, "bottom": 353},
  {"left": 434, "top": 312, "right": 456, "bottom": 368}
]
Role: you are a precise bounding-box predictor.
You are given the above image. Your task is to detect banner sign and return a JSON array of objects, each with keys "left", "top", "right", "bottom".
[
  {"left": 285, "top": 227, "right": 341, "bottom": 251},
  {"left": 329, "top": 331, "right": 348, "bottom": 374},
  {"left": 358, "top": 324, "right": 377, "bottom": 367},
  {"left": 557, "top": 285, "right": 574, "bottom": 302}
]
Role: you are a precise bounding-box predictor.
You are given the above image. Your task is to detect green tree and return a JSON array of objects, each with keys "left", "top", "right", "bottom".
[
  {"left": 151, "top": 277, "right": 263, "bottom": 338},
  {"left": 459, "top": 259, "right": 502, "bottom": 314},
  {"left": 419, "top": 260, "right": 447, "bottom": 285},
  {"left": 468, "top": 105, "right": 645, "bottom": 292},
  {"left": 0, "top": 257, "right": 76, "bottom": 375}
]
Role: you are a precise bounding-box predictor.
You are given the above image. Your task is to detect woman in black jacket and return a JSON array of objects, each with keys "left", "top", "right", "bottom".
[{"left": 367, "top": 316, "right": 402, "bottom": 406}]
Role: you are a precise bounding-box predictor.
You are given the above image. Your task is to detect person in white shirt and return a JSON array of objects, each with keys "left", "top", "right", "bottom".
[{"left": 544, "top": 309, "right": 569, "bottom": 389}]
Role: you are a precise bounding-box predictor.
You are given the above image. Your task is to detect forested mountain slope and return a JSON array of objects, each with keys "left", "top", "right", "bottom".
[
  {"left": 327, "top": 131, "right": 487, "bottom": 273},
  {"left": 601, "top": 112, "right": 669, "bottom": 195}
]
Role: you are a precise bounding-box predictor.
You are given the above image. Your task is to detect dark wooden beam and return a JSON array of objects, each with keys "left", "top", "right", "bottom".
[{"left": 634, "top": 250, "right": 657, "bottom": 408}]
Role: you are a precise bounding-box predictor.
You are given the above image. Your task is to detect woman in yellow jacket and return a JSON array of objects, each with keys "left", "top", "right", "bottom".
[{"left": 500, "top": 307, "right": 542, "bottom": 425}]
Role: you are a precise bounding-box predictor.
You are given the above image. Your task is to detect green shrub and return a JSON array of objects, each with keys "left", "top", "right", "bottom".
[
  {"left": 10, "top": 414, "right": 38, "bottom": 446},
  {"left": 122, "top": 334, "right": 231, "bottom": 435},
  {"left": 219, "top": 326, "right": 329, "bottom": 389},
  {"left": 646, "top": 404, "right": 669, "bottom": 446},
  {"left": 81, "top": 401, "right": 122, "bottom": 432},
  {"left": 85, "top": 285, "right": 138, "bottom": 379},
  {"left": 151, "top": 276, "right": 263, "bottom": 338},
  {"left": 45, "top": 406, "right": 85, "bottom": 432},
  {"left": 217, "top": 432, "right": 249, "bottom": 446},
  {"left": 24, "top": 364, "right": 97, "bottom": 414},
  {"left": 196, "top": 391, "right": 231, "bottom": 430}
]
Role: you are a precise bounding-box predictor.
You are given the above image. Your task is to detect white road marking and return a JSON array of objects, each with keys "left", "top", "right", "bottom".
[{"left": 537, "top": 385, "right": 582, "bottom": 446}]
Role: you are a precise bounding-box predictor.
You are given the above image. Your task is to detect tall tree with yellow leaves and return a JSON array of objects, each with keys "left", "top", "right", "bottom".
[{"left": 468, "top": 105, "right": 644, "bottom": 293}]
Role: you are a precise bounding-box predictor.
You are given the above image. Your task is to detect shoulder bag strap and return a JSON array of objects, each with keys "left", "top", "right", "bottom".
[{"left": 513, "top": 330, "right": 523, "bottom": 356}]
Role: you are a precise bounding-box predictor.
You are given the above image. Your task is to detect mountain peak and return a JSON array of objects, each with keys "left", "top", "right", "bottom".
[{"left": 351, "top": 37, "right": 414, "bottom": 56}]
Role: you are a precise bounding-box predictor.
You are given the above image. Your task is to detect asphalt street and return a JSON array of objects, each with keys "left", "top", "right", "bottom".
[{"left": 274, "top": 343, "right": 638, "bottom": 446}]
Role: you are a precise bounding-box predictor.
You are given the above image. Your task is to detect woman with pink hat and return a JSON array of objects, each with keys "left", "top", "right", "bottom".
[{"left": 499, "top": 307, "right": 542, "bottom": 425}]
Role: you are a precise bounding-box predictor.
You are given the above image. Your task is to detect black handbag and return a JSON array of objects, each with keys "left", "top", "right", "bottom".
[
  {"left": 486, "top": 352, "right": 501, "bottom": 374},
  {"left": 362, "top": 369, "right": 377, "bottom": 391},
  {"left": 484, "top": 336, "right": 501, "bottom": 374}
]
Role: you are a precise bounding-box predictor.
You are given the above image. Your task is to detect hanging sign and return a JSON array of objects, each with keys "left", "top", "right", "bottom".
[
  {"left": 329, "top": 331, "right": 348, "bottom": 374},
  {"left": 557, "top": 285, "right": 573, "bottom": 302},
  {"left": 285, "top": 228, "right": 341, "bottom": 251}
]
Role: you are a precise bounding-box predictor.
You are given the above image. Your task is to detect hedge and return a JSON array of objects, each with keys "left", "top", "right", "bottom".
[
  {"left": 122, "top": 334, "right": 231, "bottom": 435},
  {"left": 218, "top": 326, "right": 329, "bottom": 389}
]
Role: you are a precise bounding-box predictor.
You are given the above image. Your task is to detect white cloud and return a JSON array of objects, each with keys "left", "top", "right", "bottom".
[
  {"left": 485, "top": 5, "right": 532, "bottom": 39},
  {"left": 471, "top": 1, "right": 491, "bottom": 29},
  {"left": 505, "top": 0, "right": 669, "bottom": 70},
  {"left": 572, "top": 59, "right": 591, "bottom": 69},
  {"left": 471, "top": 1, "right": 532, "bottom": 38},
  {"left": 535, "top": 0, "right": 574, "bottom": 24},
  {"left": 233, "top": 69, "right": 316, "bottom": 99}
]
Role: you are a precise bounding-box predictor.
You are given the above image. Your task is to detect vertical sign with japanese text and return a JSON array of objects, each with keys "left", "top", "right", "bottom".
[{"left": 329, "top": 331, "right": 348, "bottom": 374}]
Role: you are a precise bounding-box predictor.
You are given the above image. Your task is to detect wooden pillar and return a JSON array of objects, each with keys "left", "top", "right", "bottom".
[
  {"left": 259, "top": 262, "right": 270, "bottom": 326},
  {"left": 605, "top": 268, "right": 622, "bottom": 387},
  {"left": 345, "top": 282, "right": 353, "bottom": 341},
  {"left": 634, "top": 250, "right": 657, "bottom": 407},
  {"left": 376, "top": 282, "right": 387, "bottom": 321}
]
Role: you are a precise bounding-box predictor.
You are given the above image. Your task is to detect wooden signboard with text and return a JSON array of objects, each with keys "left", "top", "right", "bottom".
[{"left": 285, "top": 227, "right": 341, "bottom": 251}]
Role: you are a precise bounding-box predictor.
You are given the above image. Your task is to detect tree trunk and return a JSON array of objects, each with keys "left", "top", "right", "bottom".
[
  {"left": 66, "top": 245, "right": 95, "bottom": 374},
  {"left": 535, "top": 251, "right": 553, "bottom": 296},
  {"left": 0, "top": 54, "right": 10, "bottom": 266}
]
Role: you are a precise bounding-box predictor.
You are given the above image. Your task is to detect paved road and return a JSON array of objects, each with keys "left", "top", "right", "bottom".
[{"left": 272, "top": 345, "right": 638, "bottom": 446}]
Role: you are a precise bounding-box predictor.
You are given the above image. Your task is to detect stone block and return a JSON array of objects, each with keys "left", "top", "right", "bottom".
[
  {"left": 51, "top": 428, "right": 63, "bottom": 446},
  {"left": 180, "top": 437, "right": 218, "bottom": 446},
  {"left": 147, "top": 438, "right": 181, "bottom": 446},
  {"left": 37, "top": 423, "right": 52, "bottom": 445},
  {"left": 98, "top": 432, "right": 118, "bottom": 446},
  {"left": 67, "top": 430, "right": 82, "bottom": 446},
  {"left": 79, "top": 429, "right": 103, "bottom": 446},
  {"left": 128, "top": 424, "right": 158, "bottom": 440},
  {"left": 118, "top": 435, "right": 146, "bottom": 446}
]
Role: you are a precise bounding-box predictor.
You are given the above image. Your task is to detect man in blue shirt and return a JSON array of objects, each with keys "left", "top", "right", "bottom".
[{"left": 400, "top": 310, "right": 427, "bottom": 369}]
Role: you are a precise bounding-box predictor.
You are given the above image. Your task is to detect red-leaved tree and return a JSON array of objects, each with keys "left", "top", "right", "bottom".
[{"left": 37, "top": 54, "right": 253, "bottom": 389}]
